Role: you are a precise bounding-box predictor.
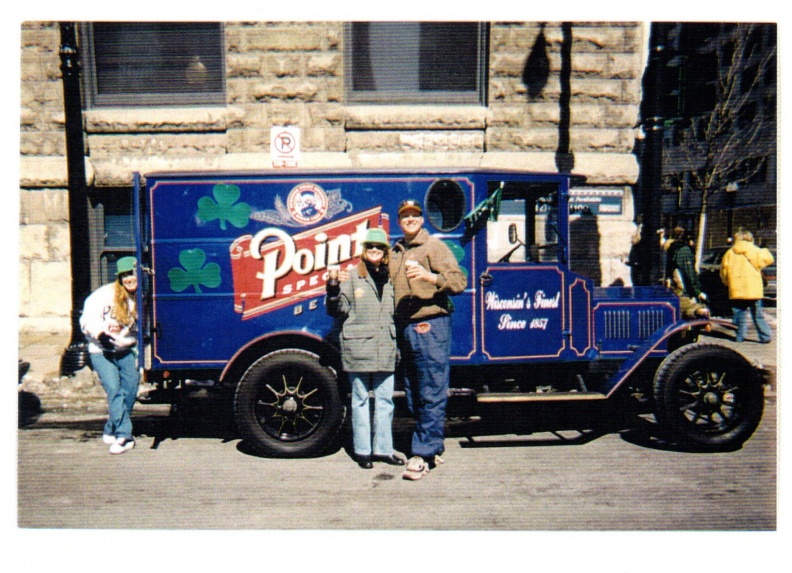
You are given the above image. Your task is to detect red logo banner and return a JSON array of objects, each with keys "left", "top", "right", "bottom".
[{"left": 230, "top": 207, "right": 387, "bottom": 320}]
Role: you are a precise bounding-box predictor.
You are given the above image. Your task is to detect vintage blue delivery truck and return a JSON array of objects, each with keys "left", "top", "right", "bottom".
[{"left": 132, "top": 168, "right": 765, "bottom": 457}]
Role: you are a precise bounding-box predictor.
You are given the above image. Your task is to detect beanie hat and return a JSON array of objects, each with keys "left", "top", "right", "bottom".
[
  {"left": 116, "top": 256, "right": 136, "bottom": 275},
  {"left": 363, "top": 228, "right": 390, "bottom": 248}
]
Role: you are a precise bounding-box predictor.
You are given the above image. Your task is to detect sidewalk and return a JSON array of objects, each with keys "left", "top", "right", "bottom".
[
  {"left": 18, "top": 331, "right": 108, "bottom": 413},
  {"left": 699, "top": 306, "right": 778, "bottom": 391},
  {"left": 17, "top": 308, "right": 778, "bottom": 411}
]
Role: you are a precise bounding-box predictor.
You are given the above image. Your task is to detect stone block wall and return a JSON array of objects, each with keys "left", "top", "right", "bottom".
[
  {"left": 19, "top": 21, "right": 647, "bottom": 332},
  {"left": 19, "top": 22, "right": 72, "bottom": 332}
]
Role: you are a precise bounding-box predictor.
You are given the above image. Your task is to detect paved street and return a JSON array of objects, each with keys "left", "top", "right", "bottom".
[
  {"left": 18, "top": 395, "right": 776, "bottom": 531},
  {"left": 12, "top": 307, "right": 783, "bottom": 571}
]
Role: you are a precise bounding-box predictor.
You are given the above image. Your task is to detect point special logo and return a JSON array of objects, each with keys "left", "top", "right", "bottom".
[{"left": 286, "top": 183, "right": 328, "bottom": 225}]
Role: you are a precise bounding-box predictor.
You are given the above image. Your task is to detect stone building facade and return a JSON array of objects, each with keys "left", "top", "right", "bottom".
[{"left": 19, "top": 21, "right": 648, "bottom": 333}]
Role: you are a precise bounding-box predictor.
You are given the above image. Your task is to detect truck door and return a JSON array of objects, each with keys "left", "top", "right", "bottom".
[
  {"left": 479, "top": 182, "right": 571, "bottom": 361},
  {"left": 132, "top": 172, "right": 152, "bottom": 369}
]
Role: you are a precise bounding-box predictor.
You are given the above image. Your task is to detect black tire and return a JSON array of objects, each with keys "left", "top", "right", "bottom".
[
  {"left": 234, "top": 349, "right": 344, "bottom": 457},
  {"left": 653, "top": 343, "right": 764, "bottom": 450}
]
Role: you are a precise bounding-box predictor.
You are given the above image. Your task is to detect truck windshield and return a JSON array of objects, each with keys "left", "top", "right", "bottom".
[{"left": 487, "top": 182, "right": 559, "bottom": 264}]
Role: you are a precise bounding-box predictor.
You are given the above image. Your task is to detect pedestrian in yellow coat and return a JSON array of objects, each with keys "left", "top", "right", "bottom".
[{"left": 720, "top": 229, "right": 774, "bottom": 343}]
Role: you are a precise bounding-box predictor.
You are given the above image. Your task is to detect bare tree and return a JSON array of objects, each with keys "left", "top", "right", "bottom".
[{"left": 663, "top": 24, "right": 776, "bottom": 267}]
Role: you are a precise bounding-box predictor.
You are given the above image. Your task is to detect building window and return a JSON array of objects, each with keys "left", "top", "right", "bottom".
[
  {"left": 90, "top": 190, "right": 136, "bottom": 286},
  {"left": 345, "top": 22, "right": 487, "bottom": 104},
  {"left": 83, "top": 22, "right": 225, "bottom": 107}
]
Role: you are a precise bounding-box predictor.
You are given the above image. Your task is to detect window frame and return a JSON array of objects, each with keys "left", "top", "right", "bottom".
[
  {"left": 81, "top": 22, "right": 226, "bottom": 108},
  {"left": 343, "top": 22, "right": 489, "bottom": 105}
]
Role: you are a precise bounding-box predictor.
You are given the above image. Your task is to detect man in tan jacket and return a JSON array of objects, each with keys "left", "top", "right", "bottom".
[
  {"left": 720, "top": 228, "right": 774, "bottom": 343},
  {"left": 389, "top": 199, "right": 467, "bottom": 480}
]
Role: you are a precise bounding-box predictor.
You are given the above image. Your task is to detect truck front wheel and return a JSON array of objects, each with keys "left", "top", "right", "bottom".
[
  {"left": 234, "top": 350, "right": 344, "bottom": 457},
  {"left": 653, "top": 343, "right": 764, "bottom": 450}
]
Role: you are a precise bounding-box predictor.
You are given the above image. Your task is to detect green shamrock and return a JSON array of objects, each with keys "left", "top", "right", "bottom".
[
  {"left": 197, "top": 184, "right": 252, "bottom": 230},
  {"left": 444, "top": 240, "right": 469, "bottom": 282},
  {"left": 168, "top": 249, "right": 222, "bottom": 293}
]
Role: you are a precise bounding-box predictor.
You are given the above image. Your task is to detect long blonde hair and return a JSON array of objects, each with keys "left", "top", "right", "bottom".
[{"left": 113, "top": 275, "right": 137, "bottom": 326}]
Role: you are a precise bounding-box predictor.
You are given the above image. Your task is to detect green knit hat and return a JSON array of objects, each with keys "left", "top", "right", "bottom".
[
  {"left": 363, "top": 228, "right": 389, "bottom": 248},
  {"left": 116, "top": 256, "right": 136, "bottom": 275}
]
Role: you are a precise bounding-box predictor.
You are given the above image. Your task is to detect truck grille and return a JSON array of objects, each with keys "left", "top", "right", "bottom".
[
  {"left": 603, "top": 310, "right": 631, "bottom": 339},
  {"left": 637, "top": 309, "right": 666, "bottom": 339},
  {"left": 602, "top": 309, "right": 666, "bottom": 340}
]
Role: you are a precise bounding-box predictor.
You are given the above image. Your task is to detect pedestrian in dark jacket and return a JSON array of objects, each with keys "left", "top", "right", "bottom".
[
  {"left": 326, "top": 227, "right": 403, "bottom": 469},
  {"left": 662, "top": 227, "right": 709, "bottom": 318}
]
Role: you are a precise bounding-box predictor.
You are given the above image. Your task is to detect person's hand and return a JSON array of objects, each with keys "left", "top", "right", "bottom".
[
  {"left": 112, "top": 335, "right": 135, "bottom": 349},
  {"left": 98, "top": 332, "right": 116, "bottom": 351},
  {"left": 405, "top": 262, "right": 437, "bottom": 285},
  {"left": 338, "top": 269, "right": 350, "bottom": 282},
  {"left": 698, "top": 292, "right": 708, "bottom": 302},
  {"left": 110, "top": 327, "right": 135, "bottom": 349}
]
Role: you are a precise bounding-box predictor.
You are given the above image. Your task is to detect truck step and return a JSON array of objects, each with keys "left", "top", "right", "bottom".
[
  {"left": 476, "top": 391, "right": 606, "bottom": 403},
  {"left": 392, "top": 389, "right": 606, "bottom": 403},
  {"left": 392, "top": 388, "right": 476, "bottom": 400}
]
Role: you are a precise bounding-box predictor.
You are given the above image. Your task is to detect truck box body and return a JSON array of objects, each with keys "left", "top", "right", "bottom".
[{"left": 138, "top": 169, "right": 677, "bottom": 372}]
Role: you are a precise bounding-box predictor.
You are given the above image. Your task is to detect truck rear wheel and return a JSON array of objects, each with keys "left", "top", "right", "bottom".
[
  {"left": 653, "top": 343, "right": 764, "bottom": 450},
  {"left": 234, "top": 350, "right": 344, "bottom": 457}
]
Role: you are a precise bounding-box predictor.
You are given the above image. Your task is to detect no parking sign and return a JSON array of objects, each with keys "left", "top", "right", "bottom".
[{"left": 271, "top": 126, "right": 301, "bottom": 168}]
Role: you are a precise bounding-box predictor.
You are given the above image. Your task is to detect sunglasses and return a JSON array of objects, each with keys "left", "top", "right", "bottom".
[{"left": 364, "top": 244, "right": 386, "bottom": 251}]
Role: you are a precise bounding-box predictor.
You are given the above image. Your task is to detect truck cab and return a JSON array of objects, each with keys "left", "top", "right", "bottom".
[{"left": 135, "top": 169, "right": 764, "bottom": 456}]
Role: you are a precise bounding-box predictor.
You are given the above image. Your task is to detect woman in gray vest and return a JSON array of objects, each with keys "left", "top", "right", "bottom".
[{"left": 326, "top": 228, "right": 404, "bottom": 469}]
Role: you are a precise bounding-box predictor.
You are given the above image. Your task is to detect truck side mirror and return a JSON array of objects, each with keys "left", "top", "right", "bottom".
[
  {"left": 499, "top": 223, "right": 526, "bottom": 263},
  {"left": 508, "top": 223, "right": 519, "bottom": 245}
]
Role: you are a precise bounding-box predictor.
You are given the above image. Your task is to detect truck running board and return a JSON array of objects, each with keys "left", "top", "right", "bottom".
[
  {"left": 392, "top": 389, "right": 607, "bottom": 403},
  {"left": 476, "top": 391, "right": 607, "bottom": 403}
]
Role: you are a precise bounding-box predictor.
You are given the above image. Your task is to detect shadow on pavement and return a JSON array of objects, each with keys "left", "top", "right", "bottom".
[
  {"left": 457, "top": 428, "right": 608, "bottom": 449},
  {"left": 618, "top": 427, "right": 744, "bottom": 454},
  {"left": 21, "top": 389, "right": 763, "bottom": 457}
]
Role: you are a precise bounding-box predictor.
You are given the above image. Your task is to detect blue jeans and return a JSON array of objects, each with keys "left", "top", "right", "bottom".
[
  {"left": 732, "top": 299, "right": 772, "bottom": 343},
  {"left": 90, "top": 351, "right": 140, "bottom": 440},
  {"left": 400, "top": 315, "right": 452, "bottom": 459},
  {"left": 349, "top": 372, "right": 395, "bottom": 457}
]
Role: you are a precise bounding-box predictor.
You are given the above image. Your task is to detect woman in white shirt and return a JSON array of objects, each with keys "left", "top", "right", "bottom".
[{"left": 79, "top": 256, "right": 140, "bottom": 454}]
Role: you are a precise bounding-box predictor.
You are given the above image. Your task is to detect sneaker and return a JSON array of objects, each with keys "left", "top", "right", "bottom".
[
  {"left": 109, "top": 438, "right": 135, "bottom": 455},
  {"left": 402, "top": 456, "right": 430, "bottom": 480},
  {"left": 102, "top": 434, "right": 116, "bottom": 445}
]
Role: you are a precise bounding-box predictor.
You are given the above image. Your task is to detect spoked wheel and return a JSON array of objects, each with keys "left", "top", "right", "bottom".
[
  {"left": 653, "top": 343, "right": 764, "bottom": 450},
  {"left": 234, "top": 350, "right": 344, "bottom": 457}
]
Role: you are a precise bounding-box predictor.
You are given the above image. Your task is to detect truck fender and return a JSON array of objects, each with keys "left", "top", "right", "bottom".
[
  {"left": 600, "top": 318, "right": 735, "bottom": 397},
  {"left": 219, "top": 330, "right": 342, "bottom": 388}
]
